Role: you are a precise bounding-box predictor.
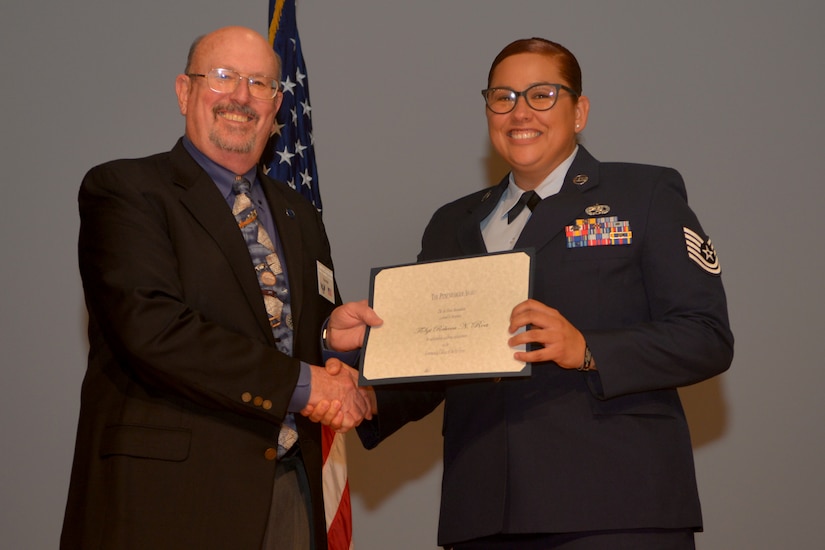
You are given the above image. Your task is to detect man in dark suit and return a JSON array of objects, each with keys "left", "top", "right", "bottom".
[
  {"left": 61, "top": 26, "right": 374, "bottom": 550},
  {"left": 327, "top": 38, "right": 735, "bottom": 549}
]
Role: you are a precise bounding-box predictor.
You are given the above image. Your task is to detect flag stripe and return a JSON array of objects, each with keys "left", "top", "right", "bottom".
[
  {"left": 322, "top": 425, "right": 352, "bottom": 549},
  {"left": 327, "top": 484, "right": 353, "bottom": 550}
]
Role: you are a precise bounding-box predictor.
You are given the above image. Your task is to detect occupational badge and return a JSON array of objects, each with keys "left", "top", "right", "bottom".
[{"left": 584, "top": 204, "right": 610, "bottom": 216}]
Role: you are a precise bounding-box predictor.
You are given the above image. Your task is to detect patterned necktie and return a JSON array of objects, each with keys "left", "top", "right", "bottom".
[
  {"left": 232, "top": 177, "right": 297, "bottom": 457},
  {"left": 507, "top": 190, "right": 542, "bottom": 223}
]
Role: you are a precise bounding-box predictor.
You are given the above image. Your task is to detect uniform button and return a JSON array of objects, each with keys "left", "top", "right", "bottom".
[
  {"left": 253, "top": 396, "right": 264, "bottom": 407},
  {"left": 241, "top": 392, "right": 252, "bottom": 402},
  {"left": 262, "top": 400, "right": 273, "bottom": 410},
  {"left": 264, "top": 447, "right": 278, "bottom": 461}
]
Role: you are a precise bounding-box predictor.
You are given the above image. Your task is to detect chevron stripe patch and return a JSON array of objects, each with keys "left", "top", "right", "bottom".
[{"left": 684, "top": 227, "right": 721, "bottom": 275}]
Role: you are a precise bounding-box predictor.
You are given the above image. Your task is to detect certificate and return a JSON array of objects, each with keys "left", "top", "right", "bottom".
[{"left": 359, "top": 250, "right": 533, "bottom": 385}]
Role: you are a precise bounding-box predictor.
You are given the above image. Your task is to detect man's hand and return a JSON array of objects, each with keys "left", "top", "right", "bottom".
[
  {"left": 302, "top": 358, "right": 373, "bottom": 432},
  {"left": 302, "top": 358, "right": 378, "bottom": 431},
  {"left": 326, "top": 300, "right": 383, "bottom": 352},
  {"left": 508, "top": 299, "right": 589, "bottom": 370}
]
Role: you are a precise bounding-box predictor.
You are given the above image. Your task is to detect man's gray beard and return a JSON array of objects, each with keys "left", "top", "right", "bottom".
[{"left": 209, "top": 129, "right": 256, "bottom": 154}]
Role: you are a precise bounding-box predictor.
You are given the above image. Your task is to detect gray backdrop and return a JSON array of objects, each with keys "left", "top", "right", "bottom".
[{"left": 3, "top": 1, "right": 823, "bottom": 548}]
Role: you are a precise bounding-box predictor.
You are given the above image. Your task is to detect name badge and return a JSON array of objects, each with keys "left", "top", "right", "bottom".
[{"left": 317, "top": 261, "right": 335, "bottom": 303}]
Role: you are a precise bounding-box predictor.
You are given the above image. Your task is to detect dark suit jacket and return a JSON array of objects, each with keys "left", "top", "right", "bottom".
[
  {"left": 62, "top": 139, "right": 338, "bottom": 549},
  {"left": 359, "top": 146, "right": 734, "bottom": 546}
]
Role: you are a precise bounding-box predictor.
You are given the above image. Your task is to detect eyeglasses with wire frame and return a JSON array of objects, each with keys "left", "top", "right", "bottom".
[
  {"left": 481, "top": 83, "right": 579, "bottom": 114},
  {"left": 187, "top": 68, "right": 280, "bottom": 100}
]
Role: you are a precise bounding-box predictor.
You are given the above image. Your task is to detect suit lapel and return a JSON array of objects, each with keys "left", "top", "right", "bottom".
[
  {"left": 516, "top": 146, "right": 601, "bottom": 251},
  {"left": 456, "top": 180, "right": 508, "bottom": 255},
  {"left": 260, "top": 173, "right": 305, "bottom": 335},
  {"left": 170, "top": 141, "right": 276, "bottom": 343}
]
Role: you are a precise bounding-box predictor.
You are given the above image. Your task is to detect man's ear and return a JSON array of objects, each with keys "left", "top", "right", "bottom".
[{"left": 175, "top": 74, "right": 191, "bottom": 115}]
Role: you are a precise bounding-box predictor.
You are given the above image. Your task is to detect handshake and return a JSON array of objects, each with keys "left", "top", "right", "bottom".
[{"left": 301, "top": 300, "right": 382, "bottom": 433}]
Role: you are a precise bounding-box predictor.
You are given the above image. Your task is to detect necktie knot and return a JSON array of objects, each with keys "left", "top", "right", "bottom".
[
  {"left": 231, "top": 178, "right": 255, "bottom": 219},
  {"left": 507, "top": 190, "right": 542, "bottom": 223},
  {"left": 233, "top": 176, "right": 251, "bottom": 197}
]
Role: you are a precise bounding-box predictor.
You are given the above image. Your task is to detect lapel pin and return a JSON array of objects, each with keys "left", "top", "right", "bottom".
[
  {"left": 572, "top": 174, "right": 589, "bottom": 185},
  {"left": 285, "top": 208, "right": 295, "bottom": 218}
]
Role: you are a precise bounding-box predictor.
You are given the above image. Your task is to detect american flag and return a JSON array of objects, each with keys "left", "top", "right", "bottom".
[
  {"left": 265, "top": 0, "right": 323, "bottom": 211},
  {"left": 267, "top": 2, "right": 353, "bottom": 549}
]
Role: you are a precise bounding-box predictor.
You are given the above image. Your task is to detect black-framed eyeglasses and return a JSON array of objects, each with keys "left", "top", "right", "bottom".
[
  {"left": 187, "top": 68, "right": 280, "bottom": 100},
  {"left": 481, "top": 83, "right": 579, "bottom": 114}
]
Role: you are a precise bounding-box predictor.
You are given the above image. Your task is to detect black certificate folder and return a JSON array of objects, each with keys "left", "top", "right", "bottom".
[{"left": 359, "top": 249, "right": 534, "bottom": 386}]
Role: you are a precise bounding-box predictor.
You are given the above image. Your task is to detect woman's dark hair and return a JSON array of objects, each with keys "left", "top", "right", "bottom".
[{"left": 487, "top": 37, "right": 582, "bottom": 96}]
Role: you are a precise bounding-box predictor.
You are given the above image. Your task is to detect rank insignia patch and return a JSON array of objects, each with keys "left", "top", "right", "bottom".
[
  {"left": 566, "top": 216, "right": 632, "bottom": 248},
  {"left": 684, "top": 227, "right": 721, "bottom": 275}
]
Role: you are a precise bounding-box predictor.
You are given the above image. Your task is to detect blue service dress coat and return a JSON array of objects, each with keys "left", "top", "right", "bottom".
[
  {"left": 62, "top": 139, "right": 338, "bottom": 549},
  {"left": 358, "top": 146, "right": 734, "bottom": 546}
]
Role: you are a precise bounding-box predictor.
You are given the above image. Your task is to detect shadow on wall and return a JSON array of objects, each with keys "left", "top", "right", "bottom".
[
  {"left": 484, "top": 145, "right": 510, "bottom": 187},
  {"left": 347, "top": 403, "right": 444, "bottom": 508},
  {"left": 679, "top": 376, "right": 729, "bottom": 448}
]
